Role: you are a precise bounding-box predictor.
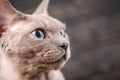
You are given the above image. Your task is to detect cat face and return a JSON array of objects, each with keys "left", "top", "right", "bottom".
[
  {"left": 3, "top": 14, "right": 70, "bottom": 72},
  {"left": 0, "top": 0, "right": 70, "bottom": 76}
]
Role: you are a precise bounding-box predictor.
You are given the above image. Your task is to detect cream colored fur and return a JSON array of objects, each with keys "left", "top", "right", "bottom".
[{"left": 0, "top": 0, "right": 70, "bottom": 80}]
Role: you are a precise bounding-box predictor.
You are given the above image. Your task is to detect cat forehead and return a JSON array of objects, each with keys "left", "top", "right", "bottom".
[
  {"left": 34, "top": 14, "right": 66, "bottom": 30},
  {"left": 10, "top": 14, "right": 66, "bottom": 32}
]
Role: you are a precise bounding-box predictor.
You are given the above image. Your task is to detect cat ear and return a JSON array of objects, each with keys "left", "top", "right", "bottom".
[
  {"left": 0, "top": 0, "right": 23, "bottom": 36},
  {"left": 33, "top": 0, "right": 49, "bottom": 15}
]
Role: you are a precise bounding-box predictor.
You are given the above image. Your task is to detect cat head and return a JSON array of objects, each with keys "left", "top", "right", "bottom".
[{"left": 0, "top": 0, "right": 70, "bottom": 75}]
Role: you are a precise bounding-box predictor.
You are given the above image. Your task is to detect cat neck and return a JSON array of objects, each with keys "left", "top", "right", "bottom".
[
  {"left": 0, "top": 51, "right": 21, "bottom": 80},
  {"left": 0, "top": 51, "right": 50, "bottom": 80},
  {"left": 25, "top": 72, "right": 49, "bottom": 80}
]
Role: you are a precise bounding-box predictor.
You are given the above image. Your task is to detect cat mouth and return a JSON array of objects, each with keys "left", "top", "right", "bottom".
[
  {"left": 44, "top": 53, "right": 67, "bottom": 64},
  {"left": 53, "top": 53, "right": 66, "bottom": 63}
]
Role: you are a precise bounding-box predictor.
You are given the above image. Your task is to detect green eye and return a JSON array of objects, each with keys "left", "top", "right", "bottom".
[{"left": 32, "top": 30, "right": 44, "bottom": 40}]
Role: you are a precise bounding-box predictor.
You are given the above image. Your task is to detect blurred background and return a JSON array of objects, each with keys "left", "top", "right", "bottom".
[{"left": 9, "top": 0, "right": 120, "bottom": 80}]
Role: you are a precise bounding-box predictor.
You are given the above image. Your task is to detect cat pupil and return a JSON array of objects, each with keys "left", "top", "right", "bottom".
[
  {"left": 36, "top": 31, "right": 41, "bottom": 37},
  {"left": 32, "top": 30, "right": 44, "bottom": 40}
]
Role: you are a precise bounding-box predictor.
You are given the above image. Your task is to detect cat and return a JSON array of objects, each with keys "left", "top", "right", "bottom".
[{"left": 0, "top": 0, "right": 71, "bottom": 80}]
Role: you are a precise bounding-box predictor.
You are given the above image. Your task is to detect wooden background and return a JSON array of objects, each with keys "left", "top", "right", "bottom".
[{"left": 9, "top": 0, "right": 120, "bottom": 80}]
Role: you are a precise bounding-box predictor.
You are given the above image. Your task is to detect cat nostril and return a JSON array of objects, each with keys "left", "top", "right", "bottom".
[{"left": 60, "top": 43, "right": 68, "bottom": 50}]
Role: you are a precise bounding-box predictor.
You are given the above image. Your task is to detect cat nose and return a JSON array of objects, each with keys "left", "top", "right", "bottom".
[{"left": 60, "top": 43, "right": 68, "bottom": 50}]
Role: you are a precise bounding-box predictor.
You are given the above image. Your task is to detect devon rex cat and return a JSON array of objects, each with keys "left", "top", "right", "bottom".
[{"left": 0, "top": 0, "right": 71, "bottom": 80}]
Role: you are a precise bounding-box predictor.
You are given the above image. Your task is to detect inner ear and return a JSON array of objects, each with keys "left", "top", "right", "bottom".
[
  {"left": 0, "top": 0, "right": 25, "bottom": 37},
  {"left": 0, "top": 14, "right": 8, "bottom": 37},
  {"left": 0, "top": 14, "right": 25, "bottom": 37}
]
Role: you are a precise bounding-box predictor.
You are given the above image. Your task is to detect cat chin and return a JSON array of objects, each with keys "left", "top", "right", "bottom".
[
  {"left": 39, "top": 57, "right": 66, "bottom": 71},
  {"left": 40, "top": 52, "right": 67, "bottom": 70}
]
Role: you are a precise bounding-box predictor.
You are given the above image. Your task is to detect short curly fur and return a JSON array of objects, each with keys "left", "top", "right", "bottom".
[{"left": 0, "top": 0, "right": 71, "bottom": 80}]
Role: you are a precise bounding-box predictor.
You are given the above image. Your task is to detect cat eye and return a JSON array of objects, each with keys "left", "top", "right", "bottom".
[
  {"left": 32, "top": 30, "right": 44, "bottom": 40},
  {"left": 60, "top": 29, "right": 66, "bottom": 37}
]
